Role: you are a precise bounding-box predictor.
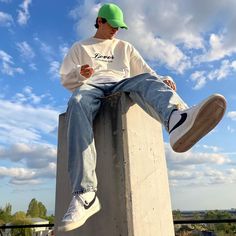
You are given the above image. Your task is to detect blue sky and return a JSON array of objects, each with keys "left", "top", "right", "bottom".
[{"left": 0, "top": 0, "right": 236, "bottom": 214}]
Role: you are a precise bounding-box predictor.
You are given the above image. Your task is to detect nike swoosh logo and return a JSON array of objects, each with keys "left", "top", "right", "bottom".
[
  {"left": 84, "top": 195, "right": 96, "bottom": 210},
  {"left": 169, "top": 113, "right": 187, "bottom": 134}
]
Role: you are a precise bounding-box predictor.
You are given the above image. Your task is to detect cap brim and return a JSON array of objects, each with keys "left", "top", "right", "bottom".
[{"left": 107, "top": 19, "right": 128, "bottom": 29}]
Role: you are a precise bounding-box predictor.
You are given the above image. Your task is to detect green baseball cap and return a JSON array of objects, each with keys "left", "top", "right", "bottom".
[{"left": 98, "top": 3, "right": 128, "bottom": 29}]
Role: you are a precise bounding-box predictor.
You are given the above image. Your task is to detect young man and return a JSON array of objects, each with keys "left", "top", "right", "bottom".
[{"left": 59, "top": 3, "right": 226, "bottom": 231}]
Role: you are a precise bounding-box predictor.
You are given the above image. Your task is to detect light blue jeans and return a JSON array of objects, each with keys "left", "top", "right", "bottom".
[{"left": 65, "top": 73, "right": 187, "bottom": 194}]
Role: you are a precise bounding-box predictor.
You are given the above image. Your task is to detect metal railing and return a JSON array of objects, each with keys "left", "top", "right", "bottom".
[
  {"left": 0, "top": 224, "right": 54, "bottom": 229},
  {"left": 0, "top": 219, "right": 236, "bottom": 235},
  {"left": 0, "top": 224, "right": 54, "bottom": 236},
  {"left": 174, "top": 218, "right": 236, "bottom": 224}
]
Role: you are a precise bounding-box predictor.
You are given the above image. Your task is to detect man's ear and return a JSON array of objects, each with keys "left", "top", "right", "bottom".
[{"left": 97, "top": 17, "right": 103, "bottom": 26}]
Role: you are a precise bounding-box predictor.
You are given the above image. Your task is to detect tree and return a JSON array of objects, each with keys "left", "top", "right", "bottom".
[
  {"left": 45, "top": 214, "right": 54, "bottom": 224},
  {"left": 38, "top": 201, "right": 47, "bottom": 218},
  {"left": 0, "top": 203, "right": 12, "bottom": 223},
  {"left": 11, "top": 212, "right": 32, "bottom": 236},
  {"left": 26, "top": 199, "right": 47, "bottom": 218},
  {"left": 13, "top": 211, "right": 27, "bottom": 220},
  {"left": 172, "top": 209, "right": 182, "bottom": 220},
  {"left": 204, "top": 210, "right": 236, "bottom": 235},
  {"left": 4, "top": 203, "right": 12, "bottom": 216},
  {"left": 27, "top": 199, "right": 39, "bottom": 218}
]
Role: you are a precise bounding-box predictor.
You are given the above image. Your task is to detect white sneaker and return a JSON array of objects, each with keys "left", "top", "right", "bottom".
[
  {"left": 169, "top": 94, "right": 226, "bottom": 153},
  {"left": 58, "top": 192, "right": 101, "bottom": 232}
]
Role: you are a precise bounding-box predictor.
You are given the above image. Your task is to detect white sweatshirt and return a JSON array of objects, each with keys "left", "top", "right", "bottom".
[{"left": 60, "top": 37, "right": 173, "bottom": 92}]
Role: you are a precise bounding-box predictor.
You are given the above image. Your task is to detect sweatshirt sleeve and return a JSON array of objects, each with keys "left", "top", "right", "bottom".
[
  {"left": 129, "top": 44, "right": 175, "bottom": 83},
  {"left": 60, "top": 43, "right": 87, "bottom": 92}
]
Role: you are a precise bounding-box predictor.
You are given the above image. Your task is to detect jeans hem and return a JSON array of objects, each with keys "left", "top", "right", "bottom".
[{"left": 73, "top": 187, "right": 97, "bottom": 195}]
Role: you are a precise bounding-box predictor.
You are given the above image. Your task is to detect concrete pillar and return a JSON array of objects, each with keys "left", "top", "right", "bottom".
[{"left": 54, "top": 93, "right": 175, "bottom": 236}]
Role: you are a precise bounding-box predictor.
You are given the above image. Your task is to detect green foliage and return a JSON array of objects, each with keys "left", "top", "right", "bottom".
[
  {"left": 38, "top": 201, "right": 47, "bottom": 218},
  {"left": 44, "top": 214, "right": 55, "bottom": 224},
  {"left": 0, "top": 198, "right": 52, "bottom": 224},
  {"left": 0, "top": 219, "right": 5, "bottom": 226},
  {"left": 27, "top": 199, "right": 39, "bottom": 218},
  {"left": 4, "top": 203, "right": 12, "bottom": 216},
  {"left": 11, "top": 217, "right": 32, "bottom": 236},
  {"left": 26, "top": 198, "right": 47, "bottom": 218},
  {"left": 0, "top": 199, "right": 55, "bottom": 236},
  {"left": 13, "top": 211, "right": 27, "bottom": 220},
  {"left": 173, "top": 209, "right": 182, "bottom": 220},
  {"left": 204, "top": 210, "right": 232, "bottom": 220},
  {"left": 203, "top": 210, "right": 236, "bottom": 235},
  {"left": 0, "top": 203, "right": 13, "bottom": 224},
  {"left": 173, "top": 210, "right": 236, "bottom": 235}
]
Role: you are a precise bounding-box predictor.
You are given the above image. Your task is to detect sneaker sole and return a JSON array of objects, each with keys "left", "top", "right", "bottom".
[
  {"left": 172, "top": 94, "right": 226, "bottom": 153},
  {"left": 58, "top": 198, "right": 101, "bottom": 232}
]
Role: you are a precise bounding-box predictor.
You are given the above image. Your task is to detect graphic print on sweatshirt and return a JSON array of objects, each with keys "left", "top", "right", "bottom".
[{"left": 93, "top": 52, "right": 115, "bottom": 63}]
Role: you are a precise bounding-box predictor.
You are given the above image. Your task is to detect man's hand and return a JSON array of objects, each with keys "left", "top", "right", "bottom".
[
  {"left": 163, "top": 79, "right": 177, "bottom": 91},
  {"left": 80, "top": 64, "right": 94, "bottom": 78}
]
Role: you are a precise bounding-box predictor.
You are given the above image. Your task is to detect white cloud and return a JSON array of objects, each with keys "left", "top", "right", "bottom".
[
  {"left": 10, "top": 179, "right": 42, "bottom": 185},
  {"left": 29, "top": 63, "right": 37, "bottom": 70},
  {"left": 17, "top": 0, "right": 32, "bottom": 26},
  {"left": 0, "top": 160, "right": 56, "bottom": 185},
  {"left": 119, "top": 0, "right": 205, "bottom": 51},
  {"left": 165, "top": 144, "right": 230, "bottom": 167},
  {"left": 59, "top": 44, "right": 69, "bottom": 59},
  {"left": 190, "top": 71, "right": 207, "bottom": 90},
  {"left": 0, "top": 88, "right": 59, "bottom": 186},
  {"left": 195, "top": 34, "right": 236, "bottom": 62},
  {"left": 0, "top": 50, "right": 12, "bottom": 63},
  {"left": 0, "top": 95, "right": 59, "bottom": 144},
  {"left": 121, "top": 15, "right": 191, "bottom": 73},
  {"left": 164, "top": 143, "right": 236, "bottom": 187},
  {"left": 1, "top": 63, "right": 24, "bottom": 76},
  {"left": 192, "top": 0, "right": 236, "bottom": 63},
  {"left": 202, "top": 145, "right": 221, "bottom": 152},
  {"left": 69, "top": 0, "right": 99, "bottom": 38},
  {"left": 0, "top": 166, "right": 36, "bottom": 179},
  {"left": 0, "top": 11, "right": 13, "bottom": 27},
  {"left": 0, "top": 50, "right": 24, "bottom": 76},
  {"left": 227, "top": 125, "right": 235, "bottom": 133},
  {"left": 49, "top": 61, "right": 60, "bottom": 79},
  {"left": 34, "top": 37, "right": 54, "bottom": 61},
  {"left": 16, "top": 41, "right": 35, "bottom": 60},
  {"left": 0, "top": 143, "right": 56, "bottom": 169},
  {"left": 191, "top": 60, "right": 236, "bottom": 89},
  {"left": 169, "top": 166, "right": 236, "bottom": 187},
  {"left": 169, "top": 169, "right": 199, "bottom": 180},
  {"left": 34, "top": 38, "right": 67, "bottom": 78},
  {"left": 208, "top": 34, "right": 234, "bottom": 61},
  {"left": 208, "top": 60, "right": 235, "bottom": 80},
  {"left": 0, "top": 142, "right": 57, "bottom": 185},
  {"left": 13, "top": 86, "right": 44, "bottom": 104},
  {"left": 227, "top": 111, "right": 236, "bottom": 120}
]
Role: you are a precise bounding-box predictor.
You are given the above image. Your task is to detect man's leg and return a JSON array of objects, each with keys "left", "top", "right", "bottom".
[
  {"left": 112, "top": 73, "right": 226, "bottom": 152},
  {"left": 112, "top": 73, "right": 187, "bottom": 130},
  {"left": 59, "top": 83, "right": 104, "bottom": 231}
]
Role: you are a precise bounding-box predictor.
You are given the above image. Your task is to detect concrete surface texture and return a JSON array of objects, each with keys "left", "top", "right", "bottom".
[{"left": 54, "top": 93, "right": 175, "bottom": 236}]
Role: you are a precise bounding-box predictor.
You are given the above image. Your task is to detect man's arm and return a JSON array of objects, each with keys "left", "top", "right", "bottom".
[
  {"left": 129, "top": 45, "right": 176, "bottom": 91},
  {"left": 60, "top": 43, "right": 93, "bottom": 92}
]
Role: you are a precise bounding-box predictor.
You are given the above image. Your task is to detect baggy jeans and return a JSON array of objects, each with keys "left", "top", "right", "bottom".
[{"left": 65, "top": 73, "right": 188, "bottom": 194}]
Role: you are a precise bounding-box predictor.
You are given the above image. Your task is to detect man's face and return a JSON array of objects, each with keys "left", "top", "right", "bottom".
[{"left": 97, "top": 18, "right": 119, "bottom": 39}]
